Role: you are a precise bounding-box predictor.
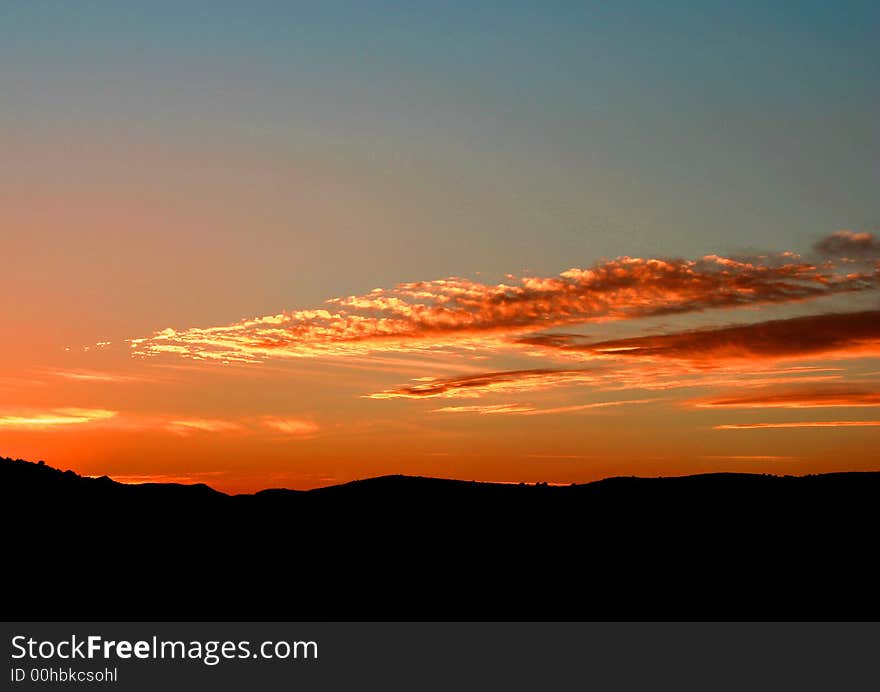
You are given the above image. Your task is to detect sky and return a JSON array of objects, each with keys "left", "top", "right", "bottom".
[{"left": 1, "top": 1, "right": 878, "bottom": 492}]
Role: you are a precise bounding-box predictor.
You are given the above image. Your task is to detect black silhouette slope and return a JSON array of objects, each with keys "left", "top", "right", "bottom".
[{"left": 2, "top": 456, "right": 878, "bottom": 620}]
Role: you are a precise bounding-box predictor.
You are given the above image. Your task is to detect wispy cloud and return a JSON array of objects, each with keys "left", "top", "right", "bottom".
[
  {"left": 520, "top": 399, "right": 655, "bottom": 415},
  {"left": 161, "top": 416, "right": 321, "bottom": 437},
  {"left": 167, "top": 418, "right": 244, "bottom": 433},
  {"left": 127, "top": 234, "right": 879, "bottom": 363},
  {"left": 99, "top": 471, "right": 224, "bottom": 485},
  {"left": 0, "top": 408, "right": 118, "bottom": 429},
  {"left": 366, "top": 368, "right": 593, "bottom": 399},
  {"left": 693, "top": 386, "right": 880, "bottom": 409},
  {"left": 525, "top": 453, "right": 598, "bottom": 460},
  {"left": 166, "top": 415, "right": 319, "bottom": 436},
  {"left": 430, "top": 404, "right": 537, "bottom": 415},
  {"left": 50, "top": 369, "right": 152, "bottom": 383},
  {"left": 431, "top": 399, "right": 654, "bottom": 415},
  {"left": 714, "top": 420, "right": 880, "bottom": 430},
  {"left": 701, "top": 455, "right": 796, "bottom": 461},
  {"left": 367, "top": 364, "right": 841, "bottom": 400},
  {"left": 261, "top": 417, "right": 319, "bottom": 435}
]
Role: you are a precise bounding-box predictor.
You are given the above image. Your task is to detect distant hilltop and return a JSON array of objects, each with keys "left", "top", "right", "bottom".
[
  {"left": 3, "top": 453, "right": 877, "bottom": 499},
  {"left": 2, "top": 455, "right": 878, "bottom": 620}
]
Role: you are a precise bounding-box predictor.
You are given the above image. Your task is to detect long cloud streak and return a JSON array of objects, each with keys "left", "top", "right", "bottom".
[
  {"left": 715, "top": 421, "right": 880, "bottom": 430},
  {"left": 431, "top": 399, "right": 654, "bottom": 415},
  {"left": 693, "top": 386, "right": 880, "bottom": 409},
  {"left": 367, "top": 365, "right": 841, "bottom": 399},
  {"left": 520, "top": 310, "right": 880, "bottom": 365},
  {"left": 128, "top": 233, "right": 879, "bottom": 363}
]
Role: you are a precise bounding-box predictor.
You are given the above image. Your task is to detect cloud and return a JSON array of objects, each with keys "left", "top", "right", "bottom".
[
  {"left": 157, "top": 415, "right": 319, "bottom": 436},
  {"left": 431, "top": 399, "right": 654, "bottom": 415},
  {"left": 366, "top": 368, "right": 594, "bottom": 399},
  {"left": 519, "top": 399, "right": 655, "bottom": 415},
  {"left": 50, "top": 369, "right": 150, "bottom": 383},
  {"left": 102, "top": 472, "right": 224, "bottom": 485},
  {"left": 262, "top": 417, "right": 320, "bottom": 435},
  {"left": 167, "top": 418, "right": 244, "bottom": 433},
  {"left": 521, "top": 310, "right": 880, "bottom": 365},
  {"left": 701, "top": 455, "right": 796, "bottom": 461},
  {"left": 813, "top": 230, "right": 880, "bottom": 259},
  {"left": 693, "top": 386, "right": 880, "bottom": 409},
  {"left": 367, "top": 363, "right": 841, "bottom": 400},
  {"left": 430, "top": 404, "right": 537, "bottom": 415},
  {"left": 0, "top": 408, "right": 118, "bottom": 428},
  {"left": 127, "top": 242, "right": 878, "bottom": 363},
  {"left": 714, "top": 421, "right": 880, "bottom": 430}
]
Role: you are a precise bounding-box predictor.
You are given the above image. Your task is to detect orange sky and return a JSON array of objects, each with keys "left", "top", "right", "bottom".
[
  {"left": 2, "top": 231, "right": 879, "bottom": 493},
  {"left": 3, "top": 5, "right": 878, "bottom": 492}
]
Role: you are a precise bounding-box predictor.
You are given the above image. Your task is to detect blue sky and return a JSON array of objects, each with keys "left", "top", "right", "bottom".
[{"left": 3, "top": 2, "right": 876, "bottom": 286}]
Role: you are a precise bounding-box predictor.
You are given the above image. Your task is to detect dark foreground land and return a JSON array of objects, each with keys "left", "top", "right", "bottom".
[{"left": 2, "top": 456, "right": 878, "bottom": 620}]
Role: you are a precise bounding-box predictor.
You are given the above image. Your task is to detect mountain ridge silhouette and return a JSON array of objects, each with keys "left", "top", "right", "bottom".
[{"left": 3, "top": 455, "right": 877, "bottom": 619}]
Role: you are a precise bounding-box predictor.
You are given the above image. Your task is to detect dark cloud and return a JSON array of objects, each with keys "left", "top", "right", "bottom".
[
  {"left": 813, "top": 230, "right": 880, "bottom": 259},
  {"left": 521, "top": 310, "right": 880, "bottom": 365}
]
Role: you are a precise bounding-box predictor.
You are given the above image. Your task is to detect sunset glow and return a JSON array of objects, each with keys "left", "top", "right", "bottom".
[{"left": 3, "top": 3, "right": 877, "bottom": 492}]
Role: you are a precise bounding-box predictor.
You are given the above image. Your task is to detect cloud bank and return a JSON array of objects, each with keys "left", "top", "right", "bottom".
[{"left": 128, "top": 232, "right": 879, "bottom": 363}]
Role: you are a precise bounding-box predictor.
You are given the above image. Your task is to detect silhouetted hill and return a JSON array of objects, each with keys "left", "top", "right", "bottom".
[{"left": 2, "top": 456, "right": 878, "bottom": 620}]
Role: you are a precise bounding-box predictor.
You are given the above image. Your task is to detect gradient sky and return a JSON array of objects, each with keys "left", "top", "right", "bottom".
[{"left": 2, "top": 2, "right": 878, "bottom": 492}]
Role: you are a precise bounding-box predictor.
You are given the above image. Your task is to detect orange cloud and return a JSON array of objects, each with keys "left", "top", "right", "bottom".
[
  {"left": 714, "top": 421, "right": 880, "bottom": 430},
  {"left": 128, "top": 237, "right": 879, "bottom": 363},
  {"left": 367, "top": 363, "right": 841, "bottom": 400},
  {"left": 702, "top": 455, "right": 796, "bottom": 461},
  {"left": 167, "top": 418, "right": 244, "bottom": 433},
  {"left": 519, "top": 399, "right": 655, "bottom": 415},
  {"left": 50, "top": 369, "right": 151, "bottom": 383},
  {"left": 430, "top": 404, "right": 536, "bottom": 415},
  {"left": 431, "top": 398, "right": 654, "bottom": 415},
  {"left": 130, "top": 414, "right": 321, "bottom": 436},
  {"left": 693, "top": 386, "right": 880, "bottom": 409},
  {"left": 262, "top": 417, "right": 319, "bottom": 435},
  {"left": 366, "top": 368, "right": 594, "bottom": 399},
  {"left": 521, "top": 311, "right": 880, "bottom": 365},
  {"left": 0, "top": 408, "right": 118, "bottom": 429},
  {"left": 98, "top": 472, "right": 224, "bottom": 485}
]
